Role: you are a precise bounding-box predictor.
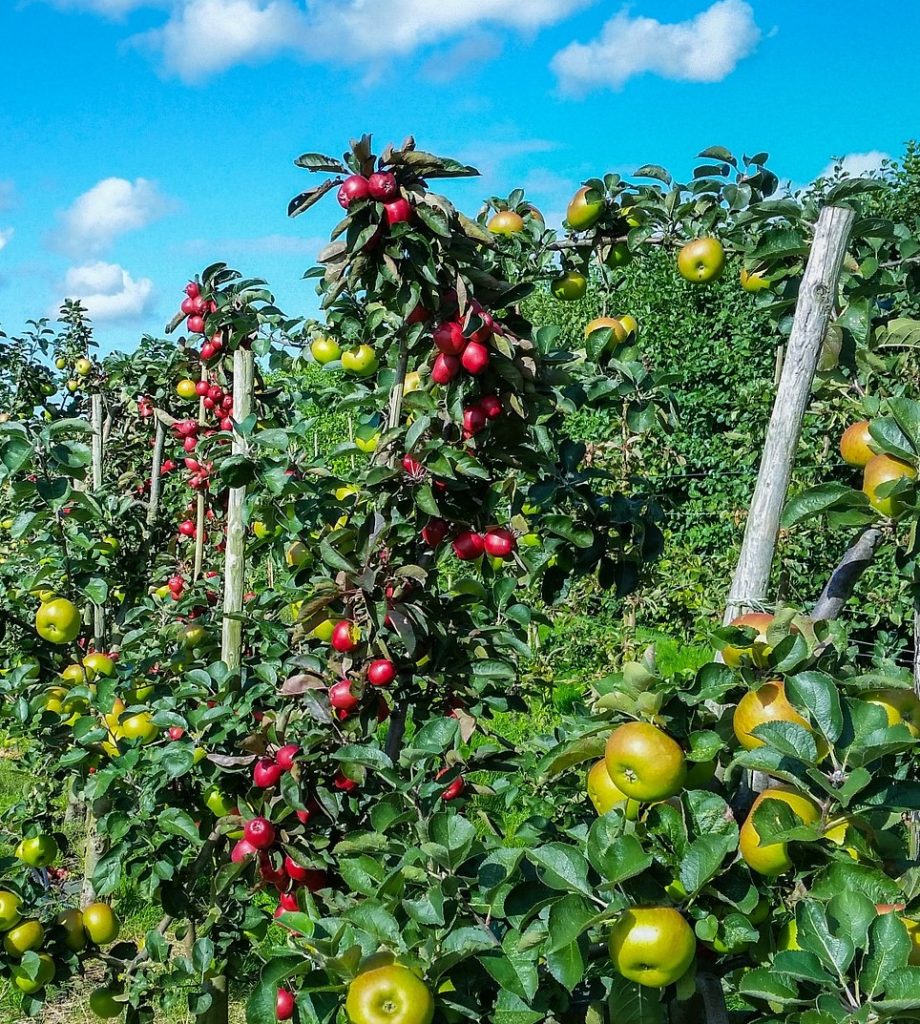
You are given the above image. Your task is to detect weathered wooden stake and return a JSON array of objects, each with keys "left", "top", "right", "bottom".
[
  {"left": 221, "top": 347, "right": 255, "bottom": 672},
  {"left": 147, "top": 420, "right": 166, "bottom": 528},
  {"left": 723, "top": 205, "right": 855, "bottom": 623}
]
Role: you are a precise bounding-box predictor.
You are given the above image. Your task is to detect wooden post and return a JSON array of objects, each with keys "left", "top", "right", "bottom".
[
  {"left": 147, "top": 420, "right": 166, "bottom": 528},
  {"left": 723, "top": 206, "right": 855, "bottom": 623},
  {"left": 91, "top": 395, "right": 105, "bottom": 643},
  {"left": 221, "top": 347, "right": 254, "bottom": 673}
]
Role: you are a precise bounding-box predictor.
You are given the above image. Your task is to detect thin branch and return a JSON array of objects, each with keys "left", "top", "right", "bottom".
[{"left": 811, "top": 527, "right": 884, "bottom": 623}]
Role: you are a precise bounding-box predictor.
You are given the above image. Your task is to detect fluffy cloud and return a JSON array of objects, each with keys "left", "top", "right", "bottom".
[
  {"left": 0, "top": 228, "right": 13, "bottom": 253},
  {"left": 129, "top": 0, "right": 592, "bottom": 82},
  {"left": 551, "top": 0, "right": 761, "bottom": 94},
  {"left": 134, "top": 0, "right": 308, "bottom": 82},
  {"left": 819, "top": 151, "right": 891, "bottom": 180},
  {"left": 55, "top": 177, "right": 174, "bottom": 257},
  {"left": 61, "top": 262, "right": 155, "bottom": 321}
]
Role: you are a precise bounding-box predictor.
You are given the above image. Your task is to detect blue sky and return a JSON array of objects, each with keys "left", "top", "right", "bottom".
[{"left": 1, "top": 0, "right": 918, "bottom": 353}]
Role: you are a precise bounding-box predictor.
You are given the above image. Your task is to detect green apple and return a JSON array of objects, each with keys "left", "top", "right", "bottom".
[
  {"left": 16, "top": 834, "right": 58, "bottom": 868},
  {"left": 311, "top": 336, "right": 341, "bottom": 365},
  {"left": 677, "top": 238, "right": 725, "bottom": 283},
  {"left": 550, "top": 271, "right": 588, "bottom": 302},
  {"left": 341, "top": 345, "right": 379, "bottom": 377}
]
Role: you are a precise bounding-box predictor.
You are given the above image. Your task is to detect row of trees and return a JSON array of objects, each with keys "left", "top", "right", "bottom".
[{"left": 0, "top": 135, "right": 916, "bottom": 1024}]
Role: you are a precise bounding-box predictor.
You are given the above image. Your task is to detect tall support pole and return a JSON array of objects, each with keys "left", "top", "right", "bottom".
[
  {"left": 723, "top": 206, "right": 855, "bottom": 623},
  {"left": 221, "top": 346, "right": 255, "bottom": 673},
  {"left": 147, "top": 420, "right": 166, "bottom": 528}
]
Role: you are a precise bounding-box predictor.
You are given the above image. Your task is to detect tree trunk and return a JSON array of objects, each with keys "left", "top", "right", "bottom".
[
  {"left": 811, "top": 526, "right": 884, "bottom": 622},
  {"left": 197, "top": 974, "right": 229, "bottom": 1024},
  {"left": 723, "top": 205, "right": 856, "bottom": 623}
]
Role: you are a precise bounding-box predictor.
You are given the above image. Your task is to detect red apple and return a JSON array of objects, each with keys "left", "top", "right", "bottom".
[
  {"left": 195, "top": 380, "right": 209, "bottom": 396},
  {"left": 333, "top": 771, "right": 358, "bottom": 792},
  {"left": 277, "top": 989, "right": 295, "bottom": 1021},
  {"left": 436, "top": 767, "right": 466, "bottom": 801},
  {"left": 244, "top": 817, "right": 276, "bottom": 850},
  {"left": 402, "top": 454, "right": 424, "bottom": 477},
  {"left": 200, "top": 342, "right": 215, "bottom": 360},
  {"left": 433, "top": 321, "right": 466, "bottom": 356},
  {"left": 478, "top": 395, "right": 502, "bottom": 419},
  {"left": 431, "top": 353, "right": 460, "bottom": 385},
  {"left": 259, "top": 855, "right": 288, "bottom": 888},
  {"left": 253, "top": 758, "right": 284, "bottom": 789},
  {"left": 406, "top": 303, "right": 429, "bottom": 325},
  {"left": 384, "top": 198, "right": 412, "bottom": 226},
  {"left": 230, "top": 838, "right": 257, "bottom": 863},
  {"left": 188, "top": 315, "right": 206, "bottom": 334},
  {"left": 283, "top": 856, "right": 315, "bottom": 883},
  {"left": 276, "top": 891, "right": 299, "bottom": 913},
  {"left": 461, "top": 341, "right": 489, "bottom": 375},
  {"left": 331, "top": 620, "right": 360, "bottom": 653},
  {"left": 421, "top": 518, "right": 449, "bottom": 547},
  {"left": 453, "top": 531, "right": 485, "bottom": 561},
  {"left": 367, "top": 659, "right": 396, "bottom": 687},
  {"left": 337, "top": 174, "right": 371, "bottom": 209},
  {"left": 185, "top": 281, "right": 200, "bottom": 298},
  {"left": 178, "top": 520, "right": 196, "bottom": 537},
  {"left": 329, "top": 679, "right": 360, "bottom": 711},
  {"left": 463, "top": 406, "right": 487, "bottom": 438},
  {"left": 484, "top": 528, "right": 516, "bottom": 559},
  {"left": 167, "top": 727, "right": 185, "bottom": 741},
  {"left": 367, "top": 171, "right": 399, "bottom": 201},
  {"left": 276, "top": 744, "right": 301, "bottom": 771}
]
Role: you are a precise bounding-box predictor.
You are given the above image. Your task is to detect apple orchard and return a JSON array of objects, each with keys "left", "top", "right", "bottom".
[{"left": 0, "top": 135, "right": 918, "bottom": 1024}]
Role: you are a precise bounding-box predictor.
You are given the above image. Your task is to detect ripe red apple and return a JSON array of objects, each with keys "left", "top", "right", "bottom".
[
  {"left": 188, "top": 315, "right": 206, "bottom": 334},
  {"left": 178, "top": 520, "right": 196, "bottom": 537},
  {"left": 301, "top": 868, "right": 327, "bottom": 891},
  {"left": 185, "top": 281, "right": 200, "bottom": 298},
  {"left": 461, "top": 341, "right": 490, "bottom": 375},
  {"left": 195, "top": 380, "right": 209, "bottom": 397},
  {"left": 230, "top": 838, "right": 257, "bottom": 863},
  {"left": 463, "top": 406, "right": 487, "bottom": 438},
  {"left": 200, "top": 342, "right": 215, "bottom": 360},
  {"left": 406, "top": 303, "right": 429, "bottom": 325},
  {"left": 295, "top": 808, "right": 312, "bottom": 825},
  {"left": 436, "top": 767, "right": 465, "bottom": 801},
  {"left": 478, "top": 395, "right": 502, "bottom": 419},
  {"left": 161, "top": 459, "right": 176, "bottom": 473},
  {"left": 421, "top": 518, "right": 449, "bottom": 547},
  {"left": 402, "top": 454, "right": 424, "bottom": 476},
  {"left": 337, "top": 174, "right": 371, "bottom": 209},
  {"left": 331, "top": 620, "right": 360, "bottom": 653},
  {"left": 367, "top": 659, "right": 396, "bottom": 687},
  {"left": 329, "top": 679, "right": 360, "bottom": 712},
  {"left": 276, "top": 891, "right": 299, "bottom": 914},
  {"left": 243, "top": 817, "right": 276, "bottom": 850},
  {"left": 453, "top": 531, "right": 485, "bottom": 561},
  {"left": 432, "top": 354, "right": 460, "bottom": 384},
  {"left": 334, "top": 770, "right": 358, "bottom": 792},
  {"left": 259, "top": 855, "right": 288, "bottom": 888},
  {"left": 433, "top": 321, "right": 466, "bottom": 355},
  {"left": 367, "top": 171, "right": 399, "bottom": 201},
  {"left": 283, "top": 855, "right": 315, "bottom": 883},
  {"left": 253, "top": 758, "right": 284, "bottom": 789},
  {"left": 484, "top": 528, "right": 516, "bottom": 559},
  {"left": 276, "top": 744, "right": 301, "bottom": 771},
  {"left": 167, "top": 727, "right": 185, "bottom": 741},
  {"left": 276, "top": 987, "right": 295, "bottom": 1019},
  {"left": 384, "top": 198, "right": 412, "bottom": 226},
  {"left": 183, "top": 436, "right": 197, "bottom": 452}
]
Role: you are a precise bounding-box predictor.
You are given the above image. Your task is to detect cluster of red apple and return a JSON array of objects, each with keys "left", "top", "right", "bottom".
[
  {"left": 430, "top": 305, "right": 497, "bottom": 384},
  {"left": 178, "top": 281, "right": 217, "bottom": 337},
  {"left": 337, "top": 170, "right": 412, "bottom": 228},
  {"left": 194, "top": 379, "right": 235, "bottom": 432}
]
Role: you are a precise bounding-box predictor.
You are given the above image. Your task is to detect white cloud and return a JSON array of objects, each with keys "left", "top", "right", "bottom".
[
  {"left": 56, "top": 177, "right": 175, "bottom": 257},
  {"left": 133, "top": 0, "right": 309, "bottom": 82},
  {"left": 420, "top": 31, "right": 504, "bottom": 84},
  {"left": 128, "top": 0, "right": 593, "bottom": 82},
  {"left": 0, "top": 229, "right": 13, "bottom": 253},
  {"left": 61, "top": 262, "right": 155, "bottom": 322},
  {"left": 819, "top": 151, "right": 891, "bottom": 180},
  {"left": 307, "top": 0, "right": 593, "bottom": 60},
  {"left": 551, "top": 0, "right": 761, "bottom": 94}
]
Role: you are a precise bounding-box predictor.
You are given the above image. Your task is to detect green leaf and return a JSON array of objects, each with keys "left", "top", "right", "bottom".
[
  {"left": 782, "top": 483, "right": 867, "bottom": 527},
  {"left": 607, "top": 976, "right": 665, "bottom": 1024},
  {"left": 158, "top": 807, "right": 201, "bottom": 843},
  {"left": 542, "top": 515, "right": 594, "bottom": 548},
  {"left": 479, "top": 930, "right": 538, "bottom": 1002},
  {"left": 294, "top": 152, "right": 347, "bottom": 173},
  {"left": 772, "top": 950, "right": 835, "bottom": 985},
  {"left": 887, "top": 399, "right": 920, "bottom": 455},
  {"left": 738, "top": 967, "right": 800, "bottom": 1004},
  {"left": 797, "top": 901, "right": 855, "bottom": 974},
  {"left": 546, "top": 894, "right": 596, "bottom": 953},
  {"left": 586, "top": 822, "right": 652, "bottom": 885},
  {"left": 786, "top": 671, "right": 843, "bottom": 743},
  {"left": 529, "top": 843, "right": 593, "bottom": 896},
  {"left": 860, "top": 911, "right": 912, "bottom": 998},
  {"left": 869, "top": 416, "right": 916, "bottom": 463},
  {"left": 546, "top": 937, "right": 586, "bottom": 992},
  {"left": 873, "top": 966, "right": 920, "bottom": 1010},
  {"left": 679, "top": 834, "right": 736, "bottom": 893}
]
